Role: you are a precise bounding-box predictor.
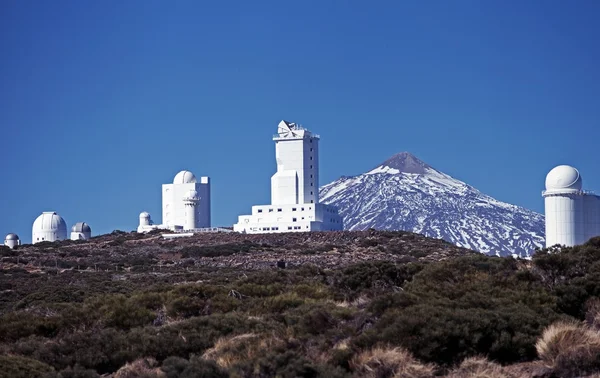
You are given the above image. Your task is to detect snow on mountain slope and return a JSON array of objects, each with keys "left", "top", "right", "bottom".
[{"left": 320, "top": 152, "right": 545, "bottom": 257}]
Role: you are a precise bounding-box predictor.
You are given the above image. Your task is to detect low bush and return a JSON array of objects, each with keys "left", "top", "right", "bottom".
[
  {"left": 0, "top": 355, "right": 55, "bottom": 378},
  {"left": 349, "top": 345, "right": 435, "bottom": 378},
  {"left": 536, "top": 321, "right": 600, "bottom": 377},
  {"left": 446, "top": 357, "right": 514, "bottom": 378}
]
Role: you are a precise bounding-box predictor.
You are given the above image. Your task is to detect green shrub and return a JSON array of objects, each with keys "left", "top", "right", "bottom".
[{"left": 0, "top": 355, "right": 55, "bottom": 378}]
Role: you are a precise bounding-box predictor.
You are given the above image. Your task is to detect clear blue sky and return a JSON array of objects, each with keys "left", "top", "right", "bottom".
[{"left": 1, "top": 1, "right": 599, "bottom": 243}]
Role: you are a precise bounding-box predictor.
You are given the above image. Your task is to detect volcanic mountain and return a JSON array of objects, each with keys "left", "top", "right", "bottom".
[{"left": 319, "top": 152, "right": 545, "bottom": 257}]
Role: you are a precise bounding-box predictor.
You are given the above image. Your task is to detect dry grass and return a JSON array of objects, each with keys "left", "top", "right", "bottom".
[
  {"left": 114, "top": 357, "right": 165, "bottom": 378},
  {"left": 350, "top": 345, "right": 435, "bottom": 378},
  {"left": 586, "top": 298, "right": 600, "bottom": 330},
  {"left": 202, "top": 333, "right": 286, "bottom": 369},
  {"left": 536, "top": 320, "right": 600, "bottom": 376},
  {"left": 446, "top": 357, "right": 515, "bottom": 378}
]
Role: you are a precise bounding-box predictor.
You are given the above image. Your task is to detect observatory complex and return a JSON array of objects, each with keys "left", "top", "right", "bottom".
[
  {"left": 543, "top": 165, "right": 600, "bottom": 247},
  {"left": 31, "top": 211, "right": 93, "bottom": 244},
  {"left": 138, "top": 170, "right": 211, "bottom": 233},
  {"left": 233, "top": 120, "right": 343, "bottom": 233}
]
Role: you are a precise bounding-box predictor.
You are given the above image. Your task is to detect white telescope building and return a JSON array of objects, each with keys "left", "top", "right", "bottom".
[
  {"left": 71, "top": 222, "right": 92, "bottom": 240},
  {"left": 543, "top": 165, "right": 600, "bottom": 247},
  {"left": 32, "top": 211, "right": 68, "bottom": 244},
  {"left": 138, "top": 170, "right": 211, "bottom": 233},
  {"left": 3, "top": 233, "right": 20, "bottom": 249},
  {"left": 234, "top": 120, "right": 343, "bottom": 233}
]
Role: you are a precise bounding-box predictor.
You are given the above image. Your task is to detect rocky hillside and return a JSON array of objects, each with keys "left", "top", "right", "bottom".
[
  {"left": 320, "top": 152, "right": 545, "bottom": 258},
  {"left": 0, "top": 229, "right": 473, "bottom": 274}
]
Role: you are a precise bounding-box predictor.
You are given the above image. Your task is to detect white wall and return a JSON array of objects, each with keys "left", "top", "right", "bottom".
[
  {"left": 545, "top": 193, "right": 584, "bottom": 247},
  {"left": 583, "top": 194, "right": 600, "bottom": 243}
]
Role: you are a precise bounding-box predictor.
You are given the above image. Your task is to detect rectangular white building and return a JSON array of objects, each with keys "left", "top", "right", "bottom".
[{"left": 234, "top": 120, "right": 343, "bottom": 233}]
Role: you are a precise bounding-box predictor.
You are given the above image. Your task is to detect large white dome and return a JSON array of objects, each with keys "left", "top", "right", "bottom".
[
  {"left": 545, "top": 165, "right": 582, "bottom": 191},
  {"left": 173, "top": 170, "right": 197, "bottom": 184},
  {"left": 33, "top": 212, "right": 67, "bottom": 232},
  {"left": 32, "top": 212, "right": 68, "bottom": 243}
]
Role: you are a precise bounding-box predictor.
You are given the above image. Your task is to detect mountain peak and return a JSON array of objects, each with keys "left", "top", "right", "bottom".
[{"left": 379, "top": 152, "right": 432, "bottom": 174}]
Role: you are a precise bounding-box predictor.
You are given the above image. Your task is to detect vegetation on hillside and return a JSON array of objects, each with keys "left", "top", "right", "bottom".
[{"left": 1, "top": 232, "right": 600, "bottom": 377}]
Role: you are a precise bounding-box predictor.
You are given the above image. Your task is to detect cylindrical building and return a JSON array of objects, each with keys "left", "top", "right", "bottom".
[
  {"left": 183, "top": 190, "right": 200, "bottom": 230},
  {"left": 543, "top": 165, "right": 585, "bottom": 247},
  {"left": 32, "top": 211, "right": 68, "bottom": 244},
  {"left": 139, "top": 212, "right": 152, "bottom": 227}
]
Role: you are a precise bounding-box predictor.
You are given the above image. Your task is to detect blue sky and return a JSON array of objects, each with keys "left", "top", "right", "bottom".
[{"left": 1, "top": 1, "right": 599, "bottom": 242}]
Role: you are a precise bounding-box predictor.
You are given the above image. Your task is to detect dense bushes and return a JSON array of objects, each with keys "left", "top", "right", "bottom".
[{"left": 4, "top": 238, "right": 600, "bottom": 377}]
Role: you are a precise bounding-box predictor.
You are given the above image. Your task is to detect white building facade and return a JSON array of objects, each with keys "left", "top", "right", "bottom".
[
  {"left": 234, "top": 120, "right": 343, "bottom": 233},
  {"left": 543, "top": 165, "right": 600, "bottom": 247}
]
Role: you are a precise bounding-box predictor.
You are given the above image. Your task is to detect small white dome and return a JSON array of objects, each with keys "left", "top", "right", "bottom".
[
  {"left": 5, "top": 233, "right": 19, "bottom": 241},
  {"left": 173, "top": 170, "right": 197, "bottom": 184},
  {"left": 139, "top": 212, "right": 151, "bottom": 218},
  {"left": 33, "top": 212, "right": 67, "bottom": 233},
  {"left": 545, "top": 165, "right": 582, "bottom": 191},
  {"left": 71, "top": 222, "right": 91, "bottom": 233}
]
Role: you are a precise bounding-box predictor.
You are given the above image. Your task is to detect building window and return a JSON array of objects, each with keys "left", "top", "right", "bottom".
[
  {"left": 292, "top": 208, "right": 297, "bottom": 211},
  {"left": 288, "top": 226, "right": 292, "bottom": 230},
  {"left": 310, "top": 148, "right": 313, "bottom": 151},
  {"left": 311, "top": 183, "right": 313, "bottom": 186},
  {"left": 310, "top": 191, "right": 313, "bottom": 195},
  {"left": 310, "top": 174, "right": 313, "bottom": 178},
  {"left": 278, "top": 208, "right": 282, "bottom": 212},
  {"left": 310, "top": 156, "right": 312, "bottom": 160},
  {"left": 258, "top": 209, "right": 263, "bottom": 213},
  {"left": 302, "top": 217, "right": 305, "bottom": 220},
  {"left": 301, "top": 207, "right": 304, "bottom": 211},
  {"left": 311, "top": 200, "right": 314, "bottom": 203},
  {"left": 310, "top": 165, "right": 313, "bottom": 169},
  {"left": 293, "top": 218, "right": 297, "bottom": 222}
]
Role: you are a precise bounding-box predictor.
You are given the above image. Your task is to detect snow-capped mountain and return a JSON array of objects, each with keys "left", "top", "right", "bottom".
[{"left": 320, "top": 152, "right": 544, "bottom": 257}]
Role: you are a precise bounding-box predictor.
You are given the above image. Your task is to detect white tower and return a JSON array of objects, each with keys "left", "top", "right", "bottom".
[
  {"left": 543, "top": 165, "right": 585, "bottom": 247},
  {"left": 271, "top": 120, "right": 319, "bottom": 205},
  {"left": 4, "top": 233, "right": 20, "bottom": 249},
  {"left": 32, "top": 211, "right": 68, "bottom": 244},
  {"left": 183, "top": 190, "right": 200, "bottom": 230},
  {"left": 70, "top": 222, "right": 92, "bottom": 240},
  {"left": 233, "top": 120, "right": 343, "bottom": 234}
]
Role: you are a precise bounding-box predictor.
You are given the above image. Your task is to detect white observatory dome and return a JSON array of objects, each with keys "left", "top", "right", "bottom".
[
  {"left": 71, "top": 222, "right": 92, "bottom": 240},
  {"left": 32, "top": 211, "right": 68, "bottom": 244},
  {"left": 139, "top": 211, "right": 151, "bottom": 218},
  {"left": 4, "top": 233, "right": 20, "bottom": 249},
  {"left": 71, "top": 222, "right": 91, "bottom": 233},
  {"left": 173, "top": 170, "right": 197, "bottom": 184},
  {"left": 545, "top": 165, "right": 583, "bottom": 191},
  {"left": 5, "top": 233, "right": 19, "bottom": 241}
]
